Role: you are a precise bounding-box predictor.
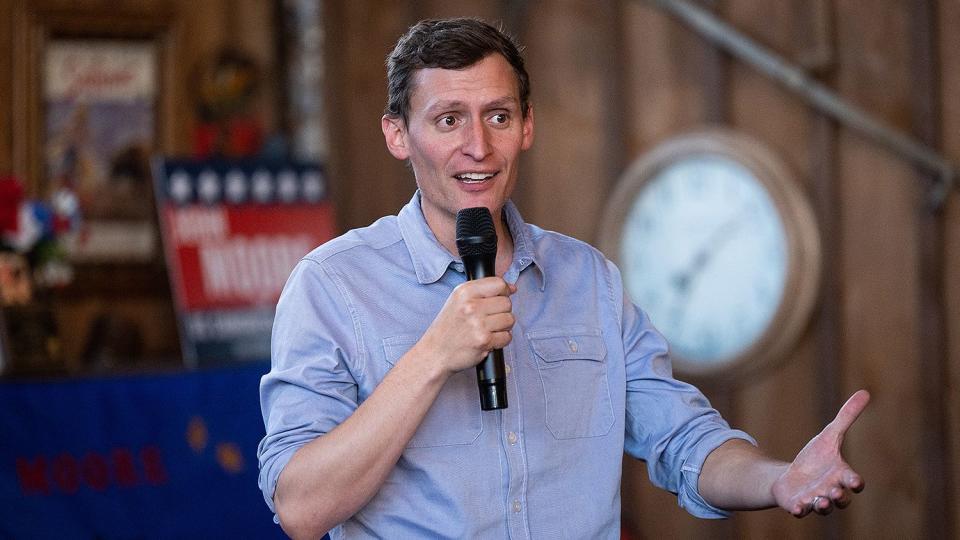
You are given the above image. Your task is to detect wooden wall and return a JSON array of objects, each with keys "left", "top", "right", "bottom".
[{"left": 2, "top": 0, "right": 957, "bottom": 537}]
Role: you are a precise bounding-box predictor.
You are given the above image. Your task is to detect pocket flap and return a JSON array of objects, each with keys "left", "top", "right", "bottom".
[
  {"left": 529, "top": 328, "right": 606, "bottom": 363},
  {"left": 382, "top": 334, "right": 420, "bottom": 366}
]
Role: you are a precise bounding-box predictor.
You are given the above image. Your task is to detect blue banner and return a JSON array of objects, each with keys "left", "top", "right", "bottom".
[{"left": 0, "top": 364, "right": 285, "bottom": 539}]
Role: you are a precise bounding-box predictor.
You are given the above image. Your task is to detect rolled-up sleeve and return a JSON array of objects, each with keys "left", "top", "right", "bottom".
[
  {"left": 614, "top": 262, "right": 755, "bottom": 519},
  {"left": 257, "top": 258, "right": 361, "bottom": 514}
]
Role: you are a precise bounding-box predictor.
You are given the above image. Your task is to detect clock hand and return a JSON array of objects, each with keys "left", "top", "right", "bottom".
[{"left": 671, "top": 211, "right": 748, "bottom": 294}]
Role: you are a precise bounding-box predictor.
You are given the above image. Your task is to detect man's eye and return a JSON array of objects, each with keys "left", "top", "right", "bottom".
[
  {"left": 491, "top": 113, "right": 508, "bottom": 124},
  {"left": 439, "top": 116, "right": 457, "bottom": 127}
]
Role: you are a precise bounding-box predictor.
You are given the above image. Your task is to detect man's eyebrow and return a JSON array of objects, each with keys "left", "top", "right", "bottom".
[
  {"left": 485, "top": 96, "right": 519, "bottom": 110},
  {"left": 424, "top": 96, "right": 519, "bottom": 114}
]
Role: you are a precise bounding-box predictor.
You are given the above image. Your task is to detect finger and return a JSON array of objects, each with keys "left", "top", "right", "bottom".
[
  {"left": 842, "top": 469, "right": 865, "bottom": 493},
  {"left": 459, "top": 277, "right": 512, "bottom": 298},
  {"left": 830, "top": 486, "right": 852, "bottom": 509},
  {"left": 488, "top": 329, "right": 513, "bottom": 350},
  {"left": 825, "top": 389, "right": 871, "bottom": 439},
  {"left": 789, "top": 501, "right": 809, "bottom": 518},
  {"left": 792, "top": 497, "right": 816, "bottom": 518},
  {"left": 792, "top": 495, "right": 820, "bottom": 518},
  {"left": 475, "top": 276, "right": 510, "bottom": 290},
  {"left": 805, "top": 495, "right": 832, "bottom": 515},
  {"left": 485, "top": 312, "right": 516, "bottom": 333},
  {"left": 480, "top": 295, "right": 513, "bottom": 315}
]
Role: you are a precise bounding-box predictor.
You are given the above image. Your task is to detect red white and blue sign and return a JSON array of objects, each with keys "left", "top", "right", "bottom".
[{"left": 153, "top": 159, "right": 336, "bottom": 366}]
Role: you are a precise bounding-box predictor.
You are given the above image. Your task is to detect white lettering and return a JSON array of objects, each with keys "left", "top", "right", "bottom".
[
  {"left": 197, "top": 235, "right": 311, "bottom": 303},
  {"left": 171, "top": 208, "right": 228, "bottom": 244}
]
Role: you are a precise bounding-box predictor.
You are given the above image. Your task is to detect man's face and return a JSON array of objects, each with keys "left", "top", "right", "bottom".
[{"left": 382, "top": 53, "right": 534, "bottom": 235}]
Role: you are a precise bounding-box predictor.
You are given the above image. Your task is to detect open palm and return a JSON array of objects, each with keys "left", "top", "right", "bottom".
[{"left": 771, "top": 389, "right": 871, "bottom": 517}]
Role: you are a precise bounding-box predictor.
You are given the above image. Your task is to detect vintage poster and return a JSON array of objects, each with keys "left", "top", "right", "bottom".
[{"left": 44, "top": 40, "right": 158, "bottom": 261}]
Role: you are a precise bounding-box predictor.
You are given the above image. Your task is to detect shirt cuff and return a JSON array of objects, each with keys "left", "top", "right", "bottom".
[
  {"left": 678, "top": 429, "right": 757, "bottom": 519},
  {"left": 259, "top": 445, "right": 298, "bottom": 516}
]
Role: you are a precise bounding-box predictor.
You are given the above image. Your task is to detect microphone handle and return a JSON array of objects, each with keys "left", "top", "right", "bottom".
[
  {"left": 461, "top": 254, "right": 508, "bottom": 411},
  {"left": 477, "top": 349, "right": 507, "bottom": 411}
]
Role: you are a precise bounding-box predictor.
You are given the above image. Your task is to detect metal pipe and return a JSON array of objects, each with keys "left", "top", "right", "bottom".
[{"left": 645, "top": 0, "right": 956, "bottom": 208}]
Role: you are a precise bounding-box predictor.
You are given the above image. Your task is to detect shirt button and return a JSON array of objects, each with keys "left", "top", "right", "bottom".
[
  {"left": 568, "top": 339, "right": 578, "bottom": 352},
  {"left": 505, "top": 364, "right": 512, "bottom": 375},
  {"left": 507, "top": 431, "right": 518, "bottom": 445},
  {"left": 512, "top": 500, "right": 522, "bottom": 513}
]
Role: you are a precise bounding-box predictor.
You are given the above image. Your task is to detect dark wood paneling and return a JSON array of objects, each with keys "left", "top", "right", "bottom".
[
  {"left": 324, "top": 1, "right": 413, "bottom": 232},
  {"left": 939, "top": 0, "right": 960, "bottom": 527},
  {"left": 622, "top": 1, "right": 708, "bottom": 155},
  {"left": 910, "top": 0, "right": 953, "bottom": 537},
  {"left": 809, "top": 113, "right": 844, "bottom": 540},
  {"left": 520, "top": 2, "right": 612, "bottom": 241},
  {"left": 0, "top": 0, "right": 11, "bottom": 173}
]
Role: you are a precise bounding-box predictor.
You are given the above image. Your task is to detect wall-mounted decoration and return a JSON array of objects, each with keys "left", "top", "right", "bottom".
[
  {"left": 192, "top": 48, "right": 265, "bottom": 160},
  {"left": 44, "top": 39, "right": 158, "bottom": 262},
  {"left": 600, "top": 130, "right": 821, "bottom": 381}
]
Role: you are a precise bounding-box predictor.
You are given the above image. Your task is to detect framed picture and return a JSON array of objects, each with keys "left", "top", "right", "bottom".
[
  {"left": 44, "top": 39, "right": 158, "bottom": 262},
  {"left": 10, "top": 3, "right": 181, "bottom": 265}
]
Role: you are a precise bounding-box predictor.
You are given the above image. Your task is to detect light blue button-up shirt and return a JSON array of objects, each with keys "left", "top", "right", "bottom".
[{"left": 258, "top": 192, "right": 754, "bottom": 538}]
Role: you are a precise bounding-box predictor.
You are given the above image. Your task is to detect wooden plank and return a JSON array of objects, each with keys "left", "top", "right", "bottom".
[
  {"left": 838, "top": 136, "right": 922, "bottom": 536},
  {"left": 833, "top": 1, "right": 923, "bottom": 535},
  {"left": 621, "top": 0, "right": 707, "bottom": 155},
  {"left": 519, "top": 1, "right": 612, "bottom": 241},
  {"left": 417, "top": 0, "right": 500, "bottom": 20},
  {"left": 937, "top": 0, "right": 960, "bottom": 529},
  {"left": 324, "top": 0, "right": 413, "bottom": 231},
  {"left": 0, "top": 0, "right": 11, "bottom": 172},
  {"left": 909, "top": 0, "right": 953, "bottom": 537},
  {"left": 809, "top": 113, "right": 844, "bottom": 540}
]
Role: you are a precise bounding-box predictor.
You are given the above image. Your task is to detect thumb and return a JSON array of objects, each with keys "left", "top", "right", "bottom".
[{"left": 825, "top": 389, "right": 871, "bottom": 440}]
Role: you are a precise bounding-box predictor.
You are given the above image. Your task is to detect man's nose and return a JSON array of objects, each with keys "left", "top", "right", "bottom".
[{"left": 461, "top": 120, "right": 492, "bottom": 160}]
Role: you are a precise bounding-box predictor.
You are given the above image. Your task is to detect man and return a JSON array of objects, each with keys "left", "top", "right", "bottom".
[{"left": 258, "top": 18, "right": 870, "bottom": 539}]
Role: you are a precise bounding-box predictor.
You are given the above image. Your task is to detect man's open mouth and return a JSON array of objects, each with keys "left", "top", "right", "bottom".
[{"left": 454, "top": 172, "right": 496, "bottom": 184}]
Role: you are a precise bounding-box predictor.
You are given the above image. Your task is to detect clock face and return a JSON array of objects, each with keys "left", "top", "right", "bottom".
[
  {"left": 601, "top": 130, "right": 821, "bottom": 379},
  {"left": 619, "top": 155, "right": 788, "bottom": 366}
]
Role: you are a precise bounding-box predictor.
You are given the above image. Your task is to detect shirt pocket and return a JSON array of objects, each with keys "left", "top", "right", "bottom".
[
  {"left": 382, "top": 335, "right": 483, "bottom": 448},
  {"left": 528, "top": 326, "right": 614, "bottom": 440}
]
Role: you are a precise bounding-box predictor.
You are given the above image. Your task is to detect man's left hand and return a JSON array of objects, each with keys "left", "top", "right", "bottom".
[{"left": 771, "top": 389, "right": 871, "bottom": 517}]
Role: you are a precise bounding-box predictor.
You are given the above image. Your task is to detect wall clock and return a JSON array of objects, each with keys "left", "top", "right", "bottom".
[{"left": 599, "top": 130, "right": 821, "bottom": 379}]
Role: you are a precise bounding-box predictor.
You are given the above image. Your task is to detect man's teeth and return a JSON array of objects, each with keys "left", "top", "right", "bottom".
[{"left": 456, "top": 173, "right": 495, "bottom": 183}]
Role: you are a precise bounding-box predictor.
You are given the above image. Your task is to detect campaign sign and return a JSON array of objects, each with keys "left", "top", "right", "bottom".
[
  {"left": 154, "top": 159, "right": 336, "bottom": 366},
  {"left": 0, "top": 364, "right": 286, "bottom": 539}
]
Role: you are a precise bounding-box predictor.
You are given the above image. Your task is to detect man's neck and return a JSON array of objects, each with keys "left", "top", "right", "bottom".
[{"left": 428, "top": 206, "right": 515, "bottom": 277}]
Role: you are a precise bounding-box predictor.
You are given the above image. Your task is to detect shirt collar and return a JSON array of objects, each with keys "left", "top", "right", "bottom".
[{"left": 397, "top": 191, "right": 546, "bottom": 289}]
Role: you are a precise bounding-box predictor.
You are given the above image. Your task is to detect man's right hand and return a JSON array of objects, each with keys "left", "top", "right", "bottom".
[{"left": 415, "top": 277, "right": 517, "bottom": 375}]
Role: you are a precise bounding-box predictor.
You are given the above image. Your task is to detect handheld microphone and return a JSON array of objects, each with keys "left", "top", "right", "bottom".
[{"left": 455, "top": 207, "right": 508, "bottom": 411}]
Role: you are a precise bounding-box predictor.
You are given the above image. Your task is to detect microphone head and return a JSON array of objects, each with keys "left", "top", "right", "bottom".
[{"left": 455, "top": 207, "right": 497, "bottom": 258}]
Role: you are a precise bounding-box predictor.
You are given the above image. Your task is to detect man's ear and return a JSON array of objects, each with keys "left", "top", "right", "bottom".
[
  {"left": 381, "top": 115, "right": 409, "bottom": 160},
  {"left": 521, "top": 105, "right": 535, "bottom": 151}
]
